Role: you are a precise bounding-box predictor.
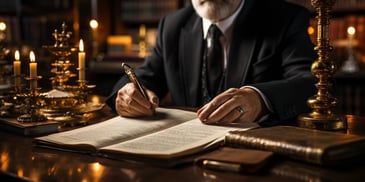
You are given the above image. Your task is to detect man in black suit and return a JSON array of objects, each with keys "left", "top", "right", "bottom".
[{"left": 106, "top": 0, "right": 317, "bottom": 125}]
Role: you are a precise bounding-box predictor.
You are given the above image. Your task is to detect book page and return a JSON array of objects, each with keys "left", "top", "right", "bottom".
[
  {"left": 100, "top": 119, "right": 259, "bottom": 158},
  {"left": 35, "top": 108, "right": 197, "bottom": 149}
]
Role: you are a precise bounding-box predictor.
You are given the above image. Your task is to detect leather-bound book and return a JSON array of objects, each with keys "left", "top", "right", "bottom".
[{"left": 225, "top": 126, "right": 365, "bottom": 166}]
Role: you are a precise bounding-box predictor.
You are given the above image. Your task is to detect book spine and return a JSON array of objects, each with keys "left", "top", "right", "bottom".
[{"left": 225, "top": 132, "right": 323, "bottom": 164}]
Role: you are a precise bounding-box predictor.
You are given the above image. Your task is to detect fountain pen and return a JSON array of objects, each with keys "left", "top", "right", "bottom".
[{"left": 121, "top": 62, "right": 155, "bottom": 114}]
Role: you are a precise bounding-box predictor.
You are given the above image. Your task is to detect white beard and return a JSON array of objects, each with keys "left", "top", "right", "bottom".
[{"left": 192, "top": 0, "right": 239, "bottom": 22}]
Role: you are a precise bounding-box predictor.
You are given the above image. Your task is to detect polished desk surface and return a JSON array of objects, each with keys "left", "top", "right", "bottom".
[{"left": 1, "top": 106, "right": 365, "bottom": 182}]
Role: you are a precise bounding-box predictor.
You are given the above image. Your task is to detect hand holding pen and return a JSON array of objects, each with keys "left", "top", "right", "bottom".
[
  {"left": 122, "top": 63, "right": 149, "bottom": 100},
  {"left": 115, "top": 63, "right": 157, "bottom": 117}
]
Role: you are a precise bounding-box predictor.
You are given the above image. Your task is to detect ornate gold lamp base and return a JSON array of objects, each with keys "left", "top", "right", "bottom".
[{"left": 298, "top": 113, "right": 347, "bottom": 131}]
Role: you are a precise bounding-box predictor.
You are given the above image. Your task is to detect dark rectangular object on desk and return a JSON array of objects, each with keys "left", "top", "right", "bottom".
[
  {"left": 225, "top": 126, "right": 365, "bottom": 166},
  {"left": 0, "top": 118, "right": 59, "bottom": 136}
]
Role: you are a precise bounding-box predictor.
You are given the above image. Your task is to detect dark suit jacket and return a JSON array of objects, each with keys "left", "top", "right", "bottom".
[{"left": 106, "top": 0, "right": 317, "bottom": 125}]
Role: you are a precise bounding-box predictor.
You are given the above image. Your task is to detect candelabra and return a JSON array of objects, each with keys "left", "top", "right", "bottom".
[
  {"left": 40, "top": 22, "right": 98, "bottom": 124},
  {"left": 43, "top": 22, "right": 77, "bottom": 89},
  {"left": 297, "top": 0, "right": 347, "bottom": 130},
  {"left": 0, "top": 22, "right": 103, "bottom": 126}
]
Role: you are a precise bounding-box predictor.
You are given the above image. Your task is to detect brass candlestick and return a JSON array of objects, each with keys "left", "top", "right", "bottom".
[
  {"left": 298, "top": 0, "right": 347, "bottom": 131},
  {"left": 13, "top": 75, "right": 24, "bottom": 93},
  {"left": 17, "top": 76, "right": 47, "bottom": 122},
  {"left": 76, "top": 80, "right": 95, "bottom": 104}
]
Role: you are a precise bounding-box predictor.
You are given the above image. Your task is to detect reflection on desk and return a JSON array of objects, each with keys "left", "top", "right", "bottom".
[{"left": 1, "top": 110, "right": 365, "bottom": 181}]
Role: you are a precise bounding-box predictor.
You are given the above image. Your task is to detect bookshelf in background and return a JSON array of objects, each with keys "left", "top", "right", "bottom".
[
  {"left": 0, "top": 0, "right": 75, "bottom": 49},
  {"left": 113, "top": 0, "right": 186, "bottom": 45},
  {"left": 120, "top": 0, "right": 179, "bottom": 24}
]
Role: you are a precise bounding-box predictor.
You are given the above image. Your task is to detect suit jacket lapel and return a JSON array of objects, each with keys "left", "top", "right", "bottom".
[
  {"left": 226, "top": 0, "right": 256, "bottom": 88},
  {"left": 180, "top": 16, "right": 203, "bottom": 106}
]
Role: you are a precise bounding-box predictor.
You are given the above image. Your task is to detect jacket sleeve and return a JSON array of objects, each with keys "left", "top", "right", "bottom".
[{"left": 250, "top": 5, "right": 317, "bottom": 125}]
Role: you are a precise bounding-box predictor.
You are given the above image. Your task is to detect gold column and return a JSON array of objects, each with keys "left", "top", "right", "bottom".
[{"left": 297, "top": 0, "right": 347, "bottom": 131}]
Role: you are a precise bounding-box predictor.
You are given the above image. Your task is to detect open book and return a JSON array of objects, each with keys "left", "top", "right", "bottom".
[{"left": 35, "top": 108, "right": 258, "bottom": 165}]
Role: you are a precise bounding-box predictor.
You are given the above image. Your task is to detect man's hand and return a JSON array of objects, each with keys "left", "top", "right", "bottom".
[
  {"left": 197, "top": 87, "right": 269, "bottom": 124},
  {"left": 115, "top": 83, "right": 159, "bottom": 117}
]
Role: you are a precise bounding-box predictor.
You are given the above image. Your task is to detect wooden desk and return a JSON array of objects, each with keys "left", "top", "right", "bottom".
[{"left": 1, "top": 108, "right": 365, "bottom": 181}]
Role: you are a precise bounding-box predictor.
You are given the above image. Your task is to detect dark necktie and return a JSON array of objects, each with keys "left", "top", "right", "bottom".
[{"left": 206, "top": 24, "right": 223, "bottom": 96}]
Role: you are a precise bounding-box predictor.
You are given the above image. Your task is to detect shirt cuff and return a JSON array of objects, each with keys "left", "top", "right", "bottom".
[{"left": 241, "top": 86, "right": 274, "bottom": 123}]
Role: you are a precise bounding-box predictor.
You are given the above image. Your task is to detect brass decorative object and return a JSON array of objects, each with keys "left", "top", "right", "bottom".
[
  {"left": 17, "top": 77, "right": 47, "bottom": 122},
  {"left": 41, "top": 22, "right": 83, "bottom": 115},
  {"left": 0, "top": 21, "right": 103, "bottom": 126},
  {"left": 39, "top": 22, "right": 100, "bottom": 125},
  {"left": 43, "top": 22, "right": 77, "bottom": 89},
  {"left": 298, "top": 0, "right": 347, "bottom": 131}
]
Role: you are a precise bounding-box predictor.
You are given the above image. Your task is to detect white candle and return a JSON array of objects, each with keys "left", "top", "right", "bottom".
[
  {"left": 89, "top": 20, "right": 99, "bottom": 56},
  {"left": 13, "top": 50, "right": 21, "bottom": 87},
  {"left": 29, "top": 51, "right": 37, "bottom": 89},
  {"left": 78, "top": 39, "right": 86, "bottom": 81},
  {"left": 347, "top": 26, "right": 355, "bottom": 49}
]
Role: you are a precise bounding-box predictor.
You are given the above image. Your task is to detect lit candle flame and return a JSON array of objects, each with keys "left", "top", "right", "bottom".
[
  {"left": 89, "top": 19, "right": 99, "bottom": 29},
  {"left": 79, "top": 39, "right": 84, "bottom": 52},
  {"left": 347, "top": 26, "right": 355, "bottom": 36},
  {"left": 0, "top": 22, "right": 6, "bottom": 31},
  {"left": 30, "top": 51, "right": 35, "bottom": 62},
  {"left": 15, "top": 50, "right": 20, "bottom": 61}
]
